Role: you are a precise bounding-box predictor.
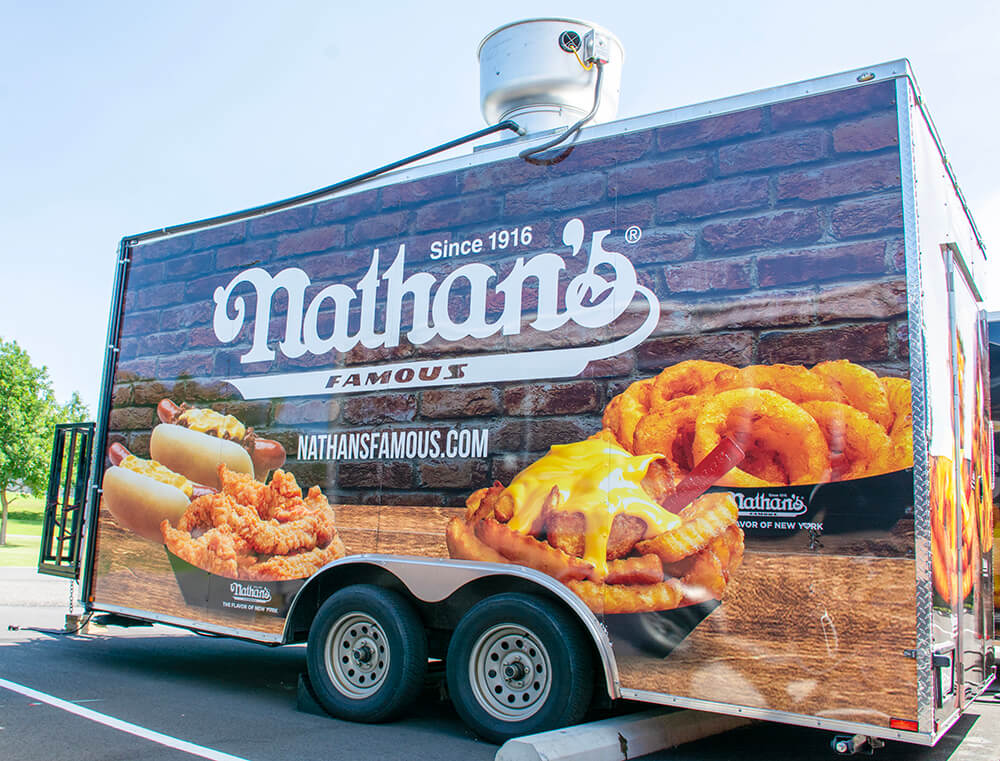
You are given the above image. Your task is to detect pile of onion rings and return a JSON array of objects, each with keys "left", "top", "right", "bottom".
[
  {"left": 606, "top": 359, "right": 913, "bottom": 487},
  {"left": 446, "top": 435, "right": 744, "bottom": 614}
]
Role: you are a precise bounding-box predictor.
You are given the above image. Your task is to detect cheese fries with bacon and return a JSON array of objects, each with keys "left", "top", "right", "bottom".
[{"left": 446, "top": 433, "right": 744, "bottom": 614}]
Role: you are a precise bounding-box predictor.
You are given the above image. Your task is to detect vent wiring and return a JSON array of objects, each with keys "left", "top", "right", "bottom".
[{"left": 519, "top": 60, "right": 605, "bottom": 165}]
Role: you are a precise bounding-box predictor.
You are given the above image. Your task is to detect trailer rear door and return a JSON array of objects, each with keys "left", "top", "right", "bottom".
[
  {"left": 38, "top": 422, "right": 94, "bottom": 578},
  {"left": 944, "top": 248, "right": 990, "bottom": 704}
]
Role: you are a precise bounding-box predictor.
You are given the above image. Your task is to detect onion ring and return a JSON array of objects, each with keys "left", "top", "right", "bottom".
[
  {"left": 739, "top": 448, "right": 788, "bottom": 485},
  {"left": 880, "top": 377, "right": 911, "bottom": 429},
  {"left": 651, "top": 360, "right": 732, "bottom": 406},
  {"left": 712, "top": 364, "right": 846, "bottom": 404},
  {"left": 692, "top": 389, "right": 830, "bottom": 486},
  {"left": 603, "top": 378, "right": 654, "bottom": 448},
  {"left": 811, "top": 360, "right": 892, "bottom": 430},
  {"left": 800, "top": 401, "right": 892, "bottom": 480},
  {"left": 632, "top": 395, "right": 703, "bottom": 475}
]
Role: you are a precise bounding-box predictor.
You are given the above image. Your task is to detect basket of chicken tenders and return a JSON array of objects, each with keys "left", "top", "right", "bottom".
[{"left": 161, "top": 466, "right": 347, "bottom": 618}]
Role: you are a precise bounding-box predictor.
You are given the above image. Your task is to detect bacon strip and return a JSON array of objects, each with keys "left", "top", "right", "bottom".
[{"left": 445, "top": 517, "right": 506, "bottom": 563}]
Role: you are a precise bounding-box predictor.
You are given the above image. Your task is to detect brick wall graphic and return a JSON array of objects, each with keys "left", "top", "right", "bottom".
[{"left": 110, "top": 81, "right": 905, "bottom": 509}]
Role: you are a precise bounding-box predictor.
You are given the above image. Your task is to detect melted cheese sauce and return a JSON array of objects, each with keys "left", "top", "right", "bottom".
[
  {"left": 506, "top": 439, "right": 680, "bottom": 576},
  {"left": 177, "top": 408, "right": 245, "bottom": 441},
  {"left": 120, "top": 454, "right": 193, "bottom": 498}
]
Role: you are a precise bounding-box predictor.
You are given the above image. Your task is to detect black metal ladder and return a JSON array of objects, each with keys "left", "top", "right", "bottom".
[{"left": 38, "top": 422, "right": 94, "bottom": 578}]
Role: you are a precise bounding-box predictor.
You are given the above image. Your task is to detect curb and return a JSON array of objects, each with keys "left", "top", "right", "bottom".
[{"left": 496, "top": 709, "right": 752, "bottom": 761}]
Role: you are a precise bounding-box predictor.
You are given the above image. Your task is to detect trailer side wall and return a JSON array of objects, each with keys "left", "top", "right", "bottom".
[{"left": 90, "top": 72, "right": 940, "bottom": 734}]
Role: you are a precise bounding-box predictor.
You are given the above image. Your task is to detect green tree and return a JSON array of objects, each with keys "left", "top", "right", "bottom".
[
  {"left": 0, "top": 339, "right": 89, "bottom": 546},
  {"left": 60, "top": 391, "right": 90, "bottom": 425}
]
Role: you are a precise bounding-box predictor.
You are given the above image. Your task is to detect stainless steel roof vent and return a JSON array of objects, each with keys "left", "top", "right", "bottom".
[{"left": 478, "top": 18, "right": 624, "bottom": 134}]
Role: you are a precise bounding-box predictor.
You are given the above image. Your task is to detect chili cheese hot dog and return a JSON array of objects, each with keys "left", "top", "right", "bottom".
[
  {"left": 102, "top": 443, "right": 213, "bottom": 541},
  {"left": 152, "top": 399, "right": 286, "bottom": 486}
]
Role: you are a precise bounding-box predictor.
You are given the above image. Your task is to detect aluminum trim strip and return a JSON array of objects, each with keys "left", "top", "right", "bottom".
[
  {"left": 281, "top": 554, "right": 620, "bottom": 698},
  {"left": 619, "top": 689, "right": 935, "bottom": 747},
  {"left": 929, "top": 700, "right": 968, "bottom": 745},
  {"left": 81, "top": 239, "right": 133, "bottom": 609},
  {"left": 897, "top": 76, "right": 935, "bottom": 735},
  {"left": 91, "top": 603, "right": 283, "bottom": 644}
]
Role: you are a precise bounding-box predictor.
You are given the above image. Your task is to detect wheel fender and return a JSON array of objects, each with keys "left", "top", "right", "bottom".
[{"left": 283, "top": 554, "right": 620, "bottom": 698}]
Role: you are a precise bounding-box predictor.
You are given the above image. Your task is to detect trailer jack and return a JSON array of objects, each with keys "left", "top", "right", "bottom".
[{"left": 830, "top": 734, "right": 885, "bottom": 756}]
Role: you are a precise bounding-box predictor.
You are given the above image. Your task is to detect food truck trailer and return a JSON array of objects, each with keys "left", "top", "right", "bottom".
[{"left": 39, "top": 19, "right": 994, "bottom": 751}]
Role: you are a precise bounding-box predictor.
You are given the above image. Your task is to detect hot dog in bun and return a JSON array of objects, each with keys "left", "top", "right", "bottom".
[
  {"left": 151, "top": 399, "right": 286, "bottom": 488},
  {"left": 102, "top": 442, "right": 214, "bottom": 541}
]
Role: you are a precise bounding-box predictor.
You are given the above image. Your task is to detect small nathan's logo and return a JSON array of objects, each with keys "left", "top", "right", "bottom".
[
  {"left": 230, "top": 582, "right": 272, "bottom": 603},
  {"left": 735, "top": 492, "right": 808, "bottom": 519}
]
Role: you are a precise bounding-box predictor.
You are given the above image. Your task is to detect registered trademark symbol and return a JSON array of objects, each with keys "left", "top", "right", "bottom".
[{"left": 625, "top": 225, "right": 642, "bottom": 243}]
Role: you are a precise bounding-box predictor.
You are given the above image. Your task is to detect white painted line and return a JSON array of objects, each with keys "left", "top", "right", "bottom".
[
  {"left": 496, "top": 709, "right": 752, "bottom": 761},
  {"left": 0, "top": 678, "right": 253, "bottom": 761}
]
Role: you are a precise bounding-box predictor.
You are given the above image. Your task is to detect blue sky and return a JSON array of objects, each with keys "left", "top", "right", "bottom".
[{"left": 2, "top": 1, "right": 997, "bottom": 412}]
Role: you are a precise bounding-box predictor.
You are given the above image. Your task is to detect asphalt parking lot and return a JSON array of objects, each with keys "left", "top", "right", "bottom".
[{"left": 1, "top": 571, "right": 998, "bottom": 761}]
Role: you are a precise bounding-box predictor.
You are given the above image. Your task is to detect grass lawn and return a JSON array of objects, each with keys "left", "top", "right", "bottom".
[
  {"left": 1, "top": 494, "right": 45, "bottom": 567},
  {"left": 5, "top": 494, "right": 46, "bottom": 520},
  {"left": 6, "top": 519, "right": 43, "bottom": 536},
  {"left": 0, "top": 535, "right": 41, "bottom": 567}
]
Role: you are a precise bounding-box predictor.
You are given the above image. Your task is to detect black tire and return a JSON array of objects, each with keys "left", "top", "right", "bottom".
[
  {"left": 306, "top": 584, "right": 427, "bottom": 723},
  {"left": 446, "top": 593, "right": 594, "bottom": 743}
]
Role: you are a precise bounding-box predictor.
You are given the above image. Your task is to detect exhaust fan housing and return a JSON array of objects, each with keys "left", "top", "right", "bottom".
[{"left": 478, "top": 18, "right": 624, "bottom": 134}]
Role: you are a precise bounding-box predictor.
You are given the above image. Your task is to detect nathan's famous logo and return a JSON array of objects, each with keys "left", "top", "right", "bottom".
[
  {"left": 230, "top": 581, "right": 273, "bottom": 603},
  {"left": 734, "top": 492, "right": 809, "bottom": 519},
  {"left": 212, "top": 219, "right": 660, "bottom": 401}
]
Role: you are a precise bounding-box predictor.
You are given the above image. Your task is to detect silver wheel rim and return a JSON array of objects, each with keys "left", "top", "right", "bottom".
[
  {"left": 468, "top": 624, "right": 552, "bottom": 721},
  {"left": 324, "top": 612, "right": 390, "bottom": 698}
]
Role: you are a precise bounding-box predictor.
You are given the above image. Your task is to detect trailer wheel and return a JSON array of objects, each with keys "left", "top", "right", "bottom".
[
  {"left": 306, "top": 585, "right": 427, "bottom": 723},
  {"left": 446, "top": 593, "right": 593, "bottom": 743}
]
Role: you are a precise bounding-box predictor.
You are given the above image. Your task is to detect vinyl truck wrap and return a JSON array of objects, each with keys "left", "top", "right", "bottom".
[{"left": 65, "top": 60, "right": 993, "bottom": 746}]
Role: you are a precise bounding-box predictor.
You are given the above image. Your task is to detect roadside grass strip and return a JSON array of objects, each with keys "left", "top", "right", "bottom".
[
  {"left": 0, "top": 537, "right": 42, "bottom": 568},
  {"left": 0, "top": 678, "right": 254, "bottom": 761}
]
